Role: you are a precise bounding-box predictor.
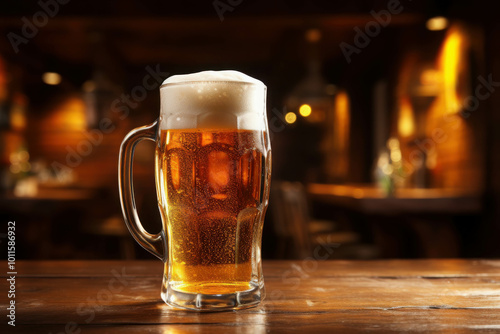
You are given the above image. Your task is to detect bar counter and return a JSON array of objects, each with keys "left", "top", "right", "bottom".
[{"left": 1, "top": 260, "right": 500, "bottom": 332}]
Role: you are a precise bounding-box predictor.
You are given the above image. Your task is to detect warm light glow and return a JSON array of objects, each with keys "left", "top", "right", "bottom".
[
  {"left": 305, "top": 28, "right": 322, "bottom": 43},
  {"left": 324, "top": 90, "right": 351, "bottom": 180},
  {"left": 82, "top": 80, "right": 96, "bottom": 92},
  {"left": 45, "top": 97, "right": 87, "bottom": 131},
  {"left": 299, "top": 104, "right": 312, "bottom": 117},
  {"left": 353, "top": 189, "right": 364, "bottom": 199},
  {"left": 387, "top": 138, "right": 399, "bottom": 150},
  {"left": 440, "top": 30, "right": 463, "bottom": 114},
  {"left": 398, "top": 97, "right": 416, "bottom": 137},
  {"left": 9, "top": 164, "right": 21, "bottom": 174},
  {"left": 426, "top": 16, "right": 449, "bottom": 31},
  {"left": 9, "top": 150, "right": 30, "bottom": 174},
  {"left": 420, "top": 69, "right": 440, "bottom": 86},
  {"left": 391, "top": 150, "right": 402, "bottom": 162},
  {"left": 0, "top": 56, "right": 7, "bottom": 101},
  {"left": 285, "top": 112, "right": 297, "bottom": 124},
  {"left": 382, "top": 164, "right": 393, "bottom": 175},
  {"left": 10, "top": 93, "right": 27, "bottom": 130},
  {"left": 42, "top": 72, "right": 62, "bottom": 85},
  {"left": 334, "top": 91, "right": 350, "bottom": 149},
  {"left": 423, "top": 25, "right": 473, "bottom": 189}
]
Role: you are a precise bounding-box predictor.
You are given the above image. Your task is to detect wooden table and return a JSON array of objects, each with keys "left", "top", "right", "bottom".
[
  {"left": 2, "top": 260, "right": 500, "bottom": 333},
  {"left": 308, "top": 183, "right": 482, "bottom": 214},
  {"left": 307, "top": 183, "right": 483, "bottom": 257}
]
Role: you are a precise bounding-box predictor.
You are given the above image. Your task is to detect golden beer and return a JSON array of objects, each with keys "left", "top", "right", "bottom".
[
  {"left": 156, "top": 128, "right": 267, "bottom": 295},
  {"left": 120, "top": 70, "right": 269, "bottom": 310}
]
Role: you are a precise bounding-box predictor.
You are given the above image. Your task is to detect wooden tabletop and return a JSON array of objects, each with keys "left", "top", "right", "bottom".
[{"left": 2, "top": 260, "right": 500, "bottom": 333}]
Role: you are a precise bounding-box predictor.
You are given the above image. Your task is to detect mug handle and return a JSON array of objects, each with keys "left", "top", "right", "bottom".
[{"left": 118, "top": 120, "right": 166, "bottom": 262}]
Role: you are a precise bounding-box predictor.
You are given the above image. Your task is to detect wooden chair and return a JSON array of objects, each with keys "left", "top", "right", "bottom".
[{"left": 270, "top": 181, "right": 360, "bottom": 259}]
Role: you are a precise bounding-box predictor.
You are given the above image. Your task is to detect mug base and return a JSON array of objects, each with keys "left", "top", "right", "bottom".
[{"left": 161, "top": 281, "right": 265, "bottom": 311}]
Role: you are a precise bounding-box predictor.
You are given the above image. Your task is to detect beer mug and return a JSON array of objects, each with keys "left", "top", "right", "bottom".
[{"left": 118, "top": 71, "right": 271, "bottom": 311}]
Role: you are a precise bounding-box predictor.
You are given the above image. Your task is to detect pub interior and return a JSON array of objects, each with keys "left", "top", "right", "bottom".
[{"left": 1, "top": 0, "right": 499, "bottom": 262}]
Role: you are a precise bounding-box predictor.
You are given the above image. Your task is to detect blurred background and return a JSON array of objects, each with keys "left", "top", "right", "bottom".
[{"left": 0, "top": 0, "right": 499, "bottom": 260}]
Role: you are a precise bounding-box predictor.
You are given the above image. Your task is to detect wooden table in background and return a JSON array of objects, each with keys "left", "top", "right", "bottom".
[
  {"left": 1, "top": 260, "right": 500, "bottom": 333},
  {"left": 307, "top": 184, "right": 483, "bottom": 257},
  {"left": 307, "top": 183, "right": 482, "bottom": 214}
]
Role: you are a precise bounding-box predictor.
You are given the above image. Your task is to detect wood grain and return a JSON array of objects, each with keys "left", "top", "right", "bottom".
[
  {"left": 6, "top": 259, "right": 500, "bottom": 278},
  {"left": 1, "top": 260, "right": 499, "bottom": 333}
]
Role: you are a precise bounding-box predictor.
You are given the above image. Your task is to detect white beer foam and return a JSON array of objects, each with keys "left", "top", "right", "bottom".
[
  {"left": 160, "top": 70, "right": 266, "bottom": 130},
  {"left": 162, "top": 70, "right": 264, "bottom": 86}
]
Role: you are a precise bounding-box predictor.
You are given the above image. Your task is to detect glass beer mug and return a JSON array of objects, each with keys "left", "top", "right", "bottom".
[{"left": 118, "top": 71, "right": 271, "bottom": 311}]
